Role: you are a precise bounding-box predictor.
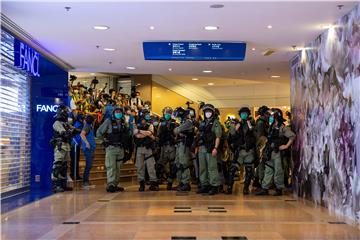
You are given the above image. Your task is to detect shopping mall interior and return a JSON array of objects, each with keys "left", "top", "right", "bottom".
[{"left": 1, "top": 1, "right": 360, "bottom": 239}]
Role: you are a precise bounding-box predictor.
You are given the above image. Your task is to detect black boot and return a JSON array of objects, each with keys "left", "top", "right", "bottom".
[
  {"left": 149, "top": 181, "right": 160, "bottom": 191},
  {"left": 196, "top": 185, "right": 210, "bottom": 194},
  {"left": 255, "top": 188, "right": 269, "bottom": 196},
  {"left": 107, "top": 185, "right": 117, "bottom": 193},
  {"left": 252, "top": 177, "right": 262, "bottom": 189},
  {"left": 115, "top": 186, "right": 125, "bottom": 192},
  {"left": 243, "top": 185, "right": 250, "bottom": 195},
  {"left": 52, "top": 180, "right": 64, "bottom": 193},
  {"left": 273, "top": 188, "right": 282, "bottom": 196},
  {"left": 172, "top": 183, "right": 183, "bottom": 191},
  {"left": 166, "top": 182, "right": 173, "bottom": 191},
  {"left": 178, "top": 183, "right": 191, "bottom": 192},
  {"left": 208, "top": 186, "right": 219, "bottom": 195},
  {"left": 61, "top": 180, "right": 73, "bottom": 191},
  {"left": 226, "top": 184, "right": 233, "bottom": 195},
  {"left": 243, "top": 166, "right": 253, "bottom": 195},
  {"left": 226, "top": 165, "right": 237, "bottom": 195},
  {"left": 139, "top": 181, "right": 145, "bottom": 192}
]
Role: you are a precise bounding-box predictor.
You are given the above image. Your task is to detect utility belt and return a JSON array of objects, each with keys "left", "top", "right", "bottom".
[
  {"left": 136, "top": 142, "right": 154, "bottom": 149},
  {"left": 160, "top": 140, "right": 175, "bottom": 147},
  {"left": 50, "top": 137, "right": 63, "bottom": 151},
  {"left": 109, "top": 143, "right": 125, "bottom": 148}
]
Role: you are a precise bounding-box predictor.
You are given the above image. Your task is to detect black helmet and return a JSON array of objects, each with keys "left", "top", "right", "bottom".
[
  {"left": 112, "top": 106, "right": 124, "bottom": 119},
  {"left": 271, "top": 108, "right": 286, "bottom": 122},
  {"left": 202, "top": 103, "right": 215, "bottom": 113},
  {"left": 139, "top": 108, "right": 150, "bottom": 117},
  {"left": 76, "top": 113, "right": 84, "bottom": 122},
  {"left": 257, "top": 105, "right": 270, "bottom": 116},
  {"left": 173, "top": 107, "right": 189, "bottom": 119},
  {"left": 85, "top": 115, "right": 95, "bottom": 124},
  {"left": 139, "top": 108, "right": 151, "bottom": 121},
  {"left": 238, "top": 107, "right": 251, "bottom": 116},
  {"left": 112, "top": 106, "right": 124, "bottom": 113},
  {"left": 163, "top": 106, "right": 173, "bottom": 115},
  {"left": 55, "top": 104, "right": 69, "bottom": 121}
]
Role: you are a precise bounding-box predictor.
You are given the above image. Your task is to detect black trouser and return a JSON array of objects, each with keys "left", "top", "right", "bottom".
[{"left": 70, "top": 144, "right": 81, "bottom": 178}]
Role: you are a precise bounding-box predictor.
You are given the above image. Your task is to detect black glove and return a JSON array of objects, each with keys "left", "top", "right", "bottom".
[
  {"left": 62, "top": 131, "right": 73, "bottom": 141},
  {"left": 102, "top": 141, "right": 110, "bottom": 148}
]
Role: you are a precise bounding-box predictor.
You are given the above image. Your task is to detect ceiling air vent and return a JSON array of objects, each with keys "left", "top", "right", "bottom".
[{"left": 263, "top": 49, "right": 276, "bottom": 56}]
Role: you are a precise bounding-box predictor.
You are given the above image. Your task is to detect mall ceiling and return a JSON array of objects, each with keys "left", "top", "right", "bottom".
[{"left": 2, "top": 1, "right": 358, "bottom": 107}]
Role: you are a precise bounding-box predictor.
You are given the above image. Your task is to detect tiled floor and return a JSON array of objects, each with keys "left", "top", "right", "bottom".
[{"left": 1, "top": 183, "right": 360, "bottom": 240}]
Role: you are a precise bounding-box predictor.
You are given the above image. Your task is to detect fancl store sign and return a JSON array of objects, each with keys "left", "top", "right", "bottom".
[
  {"left": 14, "top": 39, "right": 40, "bottom": 77},
  {"left": 36, "top": 104, "right": 59, "bottom": 112}
]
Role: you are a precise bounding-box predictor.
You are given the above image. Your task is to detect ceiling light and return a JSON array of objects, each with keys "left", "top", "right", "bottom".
[
  {"left": 267, "top": 25, "right": 273, "bottom": 29},
  {"left": 321, "top": 24, "right": 336, "bottom": 29},
  {"left": 93, "top": 25, "right": 109, "bottom": 30},
  {"left": 126, "top": 66, "right": 136, "bottom": 70},
  {"left": 251, "top": 48, "right": 256, "bottom": 51},
  {"left": 271, "top": 75, "right": 281, "bottom": 78},
  {"left": 208, "top": 83, "right": 215, "bottom": 86},
  {"left": 168, "top": 68, "right": 172, "bottom": 71},
  {"left": 90, "top": 73, "right": 95, "bottom": 76},
  {"left": 150, "top": 26, "right": 155, "bottom": 30},
  {"left": 103, "top": 48, "right": 115, "bottom": 51},
  {"left": 204, "top": 26, "right": 219, "bottom": 31},
  {"left": 210, "top": 4, "right": 224, "bottom": 8},
  {"left": 203, "top": 70, "right": 212, "bottom": 73},
  {"left": 192, "top": 78, "right": 199, "bottom": 81}
]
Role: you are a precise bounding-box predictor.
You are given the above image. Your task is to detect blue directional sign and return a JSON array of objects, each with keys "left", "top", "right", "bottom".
[{"left": 143, "top": 41, "right": 246, "bottom": 61}]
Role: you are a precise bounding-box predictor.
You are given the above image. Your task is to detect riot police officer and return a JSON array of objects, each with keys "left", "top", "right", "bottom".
[
  {"left": 256, "top": 108, "right": 296, "bottom": 196},
  {"left": 50, "top": 105, "right": 76, "bottom": 193},
  {"left": 157, "top": 107, "right": 178, "bottom": 190},
  {"left": 253, "top": 105, "right": 270, "bottom": 189},
  {"left": 196, "top": 104, "right": 223, "bottom": 195},
  {"left": 133, "top": 109, "right": 159, "bottom": 192},
  {"left": 227, "top": 107, "right": 256, "bottom": 195},
  {"left": 96, "top": 106, "right": 133, "bottom": 193},
  {"left": 173, "top": 107, "right": 194, "bottom": 192}
]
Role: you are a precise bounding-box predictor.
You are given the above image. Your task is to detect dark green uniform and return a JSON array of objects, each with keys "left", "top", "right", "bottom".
[
  {"left": 157, "top": 118, "right": 178, "bottom": 188},
  {"left": 262, "top": 124, "right": 295, "bottom": 190},
  {"left": 51, "top": 120, "right": 72, "bottom": 192},
  {"left": 96, "top": 118, "right": 131, "bottom": 191},
  {"left": 134, "top": 123, "right": 158, "bottom": 184},
  {"left": 227, "top": 119, "right": 256, "bottom": 194},
  {"left": 174, "top": 119, "right": 194, "bottom": 190},
  {"left": 198, "top": 118, "right": 222, "bottom": 190},
  {"left": 254, "top": 117, "right": 269, "bottom": 186}
]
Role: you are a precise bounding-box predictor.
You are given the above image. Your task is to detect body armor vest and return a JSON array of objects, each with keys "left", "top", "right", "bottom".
[
  {"left": 232, "top": 122, "right": 256, "bottom": 151},
  {"left": 53, "top": 121, "right": 72, "bottom": 143},
  {"left": 108, "top": 119, "right": 128, "bottom": 146},
  {"left": 134, "top": 123, "right": 154, "bottom": 148},
  {"left": 199, "top": 119, "right": 216, "bottom": 153},
  {"left": 158, "top": 119, "right": 176, "bottom": 146}
]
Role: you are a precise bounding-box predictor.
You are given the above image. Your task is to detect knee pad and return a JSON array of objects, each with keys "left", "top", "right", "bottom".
[{"left": 52, "top": 162, "right": 65, "bottom": 180}]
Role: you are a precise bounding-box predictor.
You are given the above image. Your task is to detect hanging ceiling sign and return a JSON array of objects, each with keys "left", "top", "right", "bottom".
[
  {"left": 143, "top": 41, "right": 246, "bottom": 61},
  {"left": 14, "top": 39, "right": 41, "bottom": 77}
]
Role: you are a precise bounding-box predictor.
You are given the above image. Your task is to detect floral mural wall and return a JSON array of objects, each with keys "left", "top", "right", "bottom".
[{"left": 290, "top": 4, "right": 360, "bottom": 221}]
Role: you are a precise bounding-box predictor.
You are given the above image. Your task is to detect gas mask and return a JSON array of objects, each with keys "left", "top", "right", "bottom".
[
  {"left": 115, "top": 113, "right": 123, "bottom": 119},
  {"left": 164, "top": 114, "right": 171, "bottom": 121},
  {"left": 240, "top": 112, "right": 248, "bottom": 120},
  {"left": 269, "top": 116, "right": 275, "bottom": 125}
]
